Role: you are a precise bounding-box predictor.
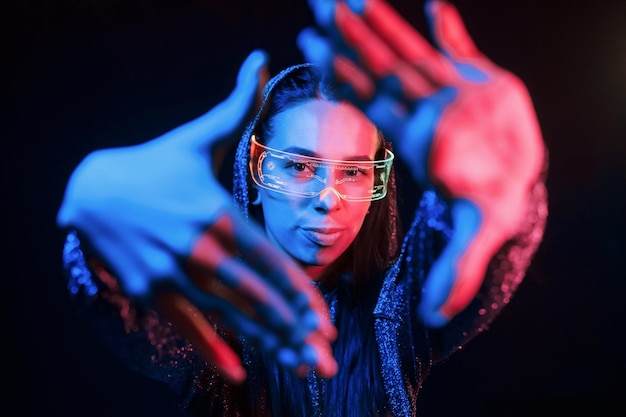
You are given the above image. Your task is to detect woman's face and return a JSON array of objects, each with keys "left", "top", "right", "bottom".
[{"left": 257, "top": 99, "right": 379, "bottom": 279}]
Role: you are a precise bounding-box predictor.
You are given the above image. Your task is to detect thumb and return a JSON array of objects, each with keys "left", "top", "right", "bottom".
[
  {"left": 371, "top": 86, "right": 455, "bottom": 187},
  {"left": 418, "top": 198, "right": 482, "bottom": 327}
]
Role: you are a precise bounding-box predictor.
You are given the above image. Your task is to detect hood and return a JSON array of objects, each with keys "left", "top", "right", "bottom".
[{"left": 232, "top": 63, "right": 317, "bottom": 219}]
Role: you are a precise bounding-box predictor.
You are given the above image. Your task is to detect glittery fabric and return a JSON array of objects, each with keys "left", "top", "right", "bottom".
[
  {"left": 367, "top": 188, "right": 451, "bottom": 416},
  {"left": 61, "top": 62, "right": 549, "bottom": 416}
]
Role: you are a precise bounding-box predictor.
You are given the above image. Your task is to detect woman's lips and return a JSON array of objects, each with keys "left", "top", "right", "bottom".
[{"left": 300, "top": 227, "right": 344, "bottom": 246}]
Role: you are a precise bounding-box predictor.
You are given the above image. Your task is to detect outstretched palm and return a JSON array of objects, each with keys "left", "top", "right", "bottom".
[
  {"left": 300, "top": 0, "right": 545, "bottom": 326},
  {"left": 57, "top": 50, "right": 337, "bottom": 382}
]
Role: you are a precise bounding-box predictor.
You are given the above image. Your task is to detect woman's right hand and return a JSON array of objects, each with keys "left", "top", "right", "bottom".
[{"left": 57, "top": 49, "right": 338, "bottom": 384}]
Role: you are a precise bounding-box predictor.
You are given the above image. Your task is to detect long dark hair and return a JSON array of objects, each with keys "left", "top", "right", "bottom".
[{"left": 249, "top": 65, "right": 400, "bottom": 291}]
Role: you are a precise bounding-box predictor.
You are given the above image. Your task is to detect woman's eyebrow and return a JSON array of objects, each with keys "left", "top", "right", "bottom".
[{"left": 282, "top": 146, "right": 373, "bottom": 161}]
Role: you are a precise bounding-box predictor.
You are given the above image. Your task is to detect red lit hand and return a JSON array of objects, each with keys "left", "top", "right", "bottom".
[{"left": 300, "top": 0, "right": 545, "bottom": 326}]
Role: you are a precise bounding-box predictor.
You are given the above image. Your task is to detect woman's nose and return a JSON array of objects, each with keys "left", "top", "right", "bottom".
[{"left": 313, "top": 187, "right": 343, "bottom": 212}]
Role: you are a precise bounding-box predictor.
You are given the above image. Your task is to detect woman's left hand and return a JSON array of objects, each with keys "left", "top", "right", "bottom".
[{"left": 299, "top": 0, "right": 546, "bottom": 326}]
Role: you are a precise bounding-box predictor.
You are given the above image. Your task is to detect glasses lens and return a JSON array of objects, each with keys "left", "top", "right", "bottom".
[{"left": 249, "top": 136, "right": 393, "bottom": 201}]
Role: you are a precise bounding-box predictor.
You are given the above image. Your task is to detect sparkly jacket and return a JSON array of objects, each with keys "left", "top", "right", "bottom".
[{"left": 63, "top": 182, "right": 546, "bottom": 417}]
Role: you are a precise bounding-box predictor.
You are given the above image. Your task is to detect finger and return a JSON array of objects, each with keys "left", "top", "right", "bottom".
[
  {"left": 191, "top": 212, "right": 337, "bottom": 342},
  {"left": 172, "top": 278, "right": 291, "bottom": 352},
  {"left": 363, "top": 87, "right": 456, "bottom": 187},
  {"left": 303, "top": 329, "right": 338, "bottom": 378},
  {"left": 276, "top": 330, "right": 338, "bottom": 379},
  {"left": 165, "top": 282, "right": 336, "bottom": 377},
  {"left": 189, "top": 232, "right": 299, "bottom": 338},
  {"left": 332, "top": 1, "right": 438, "bottom": 98},
  {"left": 156, "top": 292, "right": 247, "bottom": 384},
  {"left": 425, "top": 0, "right": 481, "bottom": 61},
  {"left": 360, "top": 0, "right": 455, "bottom": 85},
  {"left": 418, "top": 198, "right": 482, "bottom": 327},
  {"left": 334, "top": 54, "right": 376, "bottom": 101},
  {"left": 298, "top": 27, "right": 375, "bottom": 102},
  {"left": 223, "top": 213, "right": 337, "bottom": 342},
  {"left": 297, "top": 27, "right": 335, "bottom": 78},
  {"left": 186, "top": 262, "right": 258, "bottom": 320},
  {"left": 160, "top": 49, "right": 270, "bottom": 151}
]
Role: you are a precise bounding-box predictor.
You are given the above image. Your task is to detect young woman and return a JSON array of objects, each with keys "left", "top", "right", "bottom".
[{"left": 57, "top": 1, "right": 547, "bottom": 416}]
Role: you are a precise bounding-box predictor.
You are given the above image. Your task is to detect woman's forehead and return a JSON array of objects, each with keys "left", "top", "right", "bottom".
[{"left": 266, "top": 100, "right": 379, "bottom": 159}]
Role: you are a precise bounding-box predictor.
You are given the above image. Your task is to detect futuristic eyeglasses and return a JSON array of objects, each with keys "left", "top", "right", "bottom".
[{"left": 249, "top": 135, "right": 394, "bottom": 202}]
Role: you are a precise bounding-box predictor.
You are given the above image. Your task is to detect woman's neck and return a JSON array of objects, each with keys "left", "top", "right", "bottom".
[{"left": 302, "top": 264, "right": 326, "bottom": 281}]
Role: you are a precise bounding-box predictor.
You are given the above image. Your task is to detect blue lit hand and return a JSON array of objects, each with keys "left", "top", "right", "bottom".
[
  {"left": 299, "top": 0, "right": 545, "bottom": 326},
  {"left": 57, "top": 50, "right": 338, "bottom": 383}
]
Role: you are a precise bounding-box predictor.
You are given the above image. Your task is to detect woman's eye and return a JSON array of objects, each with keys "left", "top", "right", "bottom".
[
  {"left": 285, "top": 161, "right": 311, "bottom": 173},
  {"left": 345, "top": 167, "right": 368, "bottom": 177},
  {"left": 293, "top": 162, "right": 307, "bottom": 172}
]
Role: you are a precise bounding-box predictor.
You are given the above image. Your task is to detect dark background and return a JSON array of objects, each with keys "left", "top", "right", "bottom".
[{"left": 5, "top": 0, "right": 625, "bottom": 415}]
